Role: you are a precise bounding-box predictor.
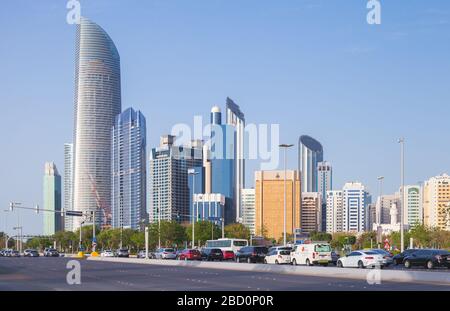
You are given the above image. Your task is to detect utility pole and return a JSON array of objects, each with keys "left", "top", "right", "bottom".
[
  {"left": 398, "top": 138, "right": 405, "bottom": 252},
  {"left": 145, "top": 226, "right": 149, "bottom": 259},
  {"left": 279, "top": 144, "right": 294, "bottom": 246},
  {"left": 188, "top": 169, "right": 199, "bottom": 248}
]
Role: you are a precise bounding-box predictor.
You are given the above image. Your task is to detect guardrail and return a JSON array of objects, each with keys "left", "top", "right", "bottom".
[{"left": 87, "top": 257, "right": 450, "bottom": 286}]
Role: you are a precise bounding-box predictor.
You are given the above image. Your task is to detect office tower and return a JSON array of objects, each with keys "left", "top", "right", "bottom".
[
  {"left": 226, "top": 98, "right": 245, "bottom": 222},
  {"left": 342, "top": 182, "right": 370, "bottom": 232},
  {"left": 326, "top": 190, "right": 343, "bottom": 233},
  {"left": 241, "top": 188, "right": 256, "bottom": 235},
  {"left": 367, "top": 203, "right": 377, "bottom": 231},
  {"left": 376, "top": 193, "right": 401, "bottom": 225},
  {"left": 301, "top": 192, "right": 322, "bottom": 233},
  {"left": 43, "top": 162, "right": 62, "bottom": 235},
  {"left": 193, "top": 193, "right": 226, "bottom": 227},
  {"left": 403, "top": 185, "right": 423, "bottom": 228},
  {"left": 64, "top": 143, "right": 74, "bottom": 232},
  {"left": 424, "top": 174, "right": 450, "bottom": 230},
  {"left": 73, "top": 17, "right": 121, "bottom": 230},
  {"left": 255, "top": 170, "right": 301, "bottom": 240},
  {"left": 298, "top": 135, "right": 323, "bottom": 193},
  {"left": 209, "top": 106, "right": 236, "bottom": 224},
  {"left": 112, "top": 108, "right": 147, "bottom": 230},
  {"left": 149, "top": 135, "right": 203, "bottom": 223},
  {"left": 188, "top": 164, "right": 205, "bottom": 223},
  {"left": 317, "top": 161, "right": 332, "bottom": 231}
]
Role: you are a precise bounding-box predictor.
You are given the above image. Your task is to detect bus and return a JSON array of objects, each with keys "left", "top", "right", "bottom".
[{"left": 205, "top": 238, "right": 248, "bottom": 253}]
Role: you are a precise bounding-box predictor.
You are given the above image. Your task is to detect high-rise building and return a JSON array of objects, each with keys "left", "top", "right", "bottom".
[
  {"left": 255, "top": 170, "right": 301, "bottom": 240},
  {"left": 226, "top": 98, "right": 245, "bottom": 223},
  {"left": 367, "top": 203, "right": 377, "bottom": 231},
  {"left": 209, "top": 106, "right": 236, "bottom": 224},
  {"left": 376, "top": 193, "right": 401, "bottom": 225},
  {"left": 326, "top": 190, "right": 343, "bottom": 233},
  {"left": 73, "top": 17, "right": 121, "bottom": 230},
  {"left": 43, "top": 162, "right": 62, "bottom": 235},
  {"left": 298, "top": 135, "right": 323, "bottom": 193},
  {"left": 241, "top": 188, "right": 256, "bottom": 235},
  {"left": 403, "top": 185, "right": 423, "bottom": 228},
  {"left": 112, "top": 108, "right": 147, "bottom": 230},
  {"left": 149, "top": 135, "right": 203, "bottom": 224},
  {"left": 317, "top": 161, "right": 332, "bottom": 231},
  {"left": 64, "top": 143, "right": 74, "bottom": 232},
  {"left": 301, "top": 192, "right": 322, "bottom": 233},
  {"left": 342, "top": 182, "right": 370, "bottom": 232},
  {"left": 424, "top": 174, "right": 450, "bottom": 231},
  {"left": 193, "top": 193, "right": 226, "bottom": 227}
]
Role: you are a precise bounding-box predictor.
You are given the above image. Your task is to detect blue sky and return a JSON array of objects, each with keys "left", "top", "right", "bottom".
[{"left": 1, "top": 0, "right": 449, "bottom": 235}]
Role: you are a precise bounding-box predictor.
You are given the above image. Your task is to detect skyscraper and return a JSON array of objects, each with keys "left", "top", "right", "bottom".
[
  {"left": 149, "top": 135, "right": 203, "bottom": 224},
  {"left": 226, "top": 98, "right": 245, "bottom": 222},
  {"left": 64, "top": 143, "right": 74, "bottom": 232},
  {"left": 317, "top": 161, "right": 332, "bottom": 231},
  {"left": 298, "top": 135, "right": 323, "bottom": 193},
  {"left": 241, "top": 188, "right": 256, "bottom": 235},
  {"left": 326, "top": 190, "right": 343, "bottom": 233},
  {"left": 423, "top": 174, "right": 450, "bottom": 231},
  {"left": 112, "top": 108, "right": 147, "bottom": 230},
  {"left": 403, "top": 185, "right": 423, "bottom": 228},
  {"left": 342, "top": 182, "right": 370, "bottom": 232},
  {"left": 301, "top": 192, "right": 322, "bottom": 233},
  {"left": 73, "top": 17, "right": 121, "bottom": 230},
  {"left": 43, "top": 162, "right": 62, "bottom": 235}
]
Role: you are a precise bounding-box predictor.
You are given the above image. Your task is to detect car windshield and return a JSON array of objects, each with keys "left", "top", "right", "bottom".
[
  {"left": 164, "top": 249, "right": 174, "bottom": 252},
  {"left": 279, "top": 250, "right": 290, "bottom": 255},
  {"left": 233, "top": 241, "right": 247, "bottom": 246},
  {"left": 363, "top": 251, "right": 379, "bottom": 255},
  {"left": 315, "top": 244, "right": 331, "bottom": 252}
]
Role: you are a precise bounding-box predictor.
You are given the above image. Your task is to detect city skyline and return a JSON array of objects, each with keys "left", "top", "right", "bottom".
[{"left": 1, "top": 1, "right": 450, "bottom": 235}]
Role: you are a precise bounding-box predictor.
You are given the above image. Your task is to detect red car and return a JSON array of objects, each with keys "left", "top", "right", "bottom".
[
  {"left": 222, "top": 250, "right": 235, "bottom": 261},
  {"left": 178, "top": 249, "right": 202, "bottom": 261}
]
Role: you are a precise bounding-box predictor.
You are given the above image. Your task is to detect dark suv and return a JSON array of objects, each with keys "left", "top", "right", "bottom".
[
  {"left": 201, "top": 248, "right": 224, "bottom": 261},
  {"left": 403, "top": 249, "right": 450, "bottom": 269},
  {"left": 235, "top": 246, "right": 268, "bottom": 263},
  {"left": 393, "top": 249, "right": 418, "bottom": 265}
]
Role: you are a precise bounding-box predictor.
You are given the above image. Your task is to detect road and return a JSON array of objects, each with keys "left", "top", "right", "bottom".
[{"left": 0, "top": 257, "right": 448, "bottom": 291}]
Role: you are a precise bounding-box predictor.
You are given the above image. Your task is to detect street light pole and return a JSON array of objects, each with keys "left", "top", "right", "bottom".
[
  {"left": 188, "top": 169, "right": 199, "bottom": 248},
  {"left": 377, "top": 176, "right": 384, "bottom": 224},
  {"left": 279, "top": 144, "right": 294, "bottom": 247},
  {"left": 79, "top": 220, "right": 85, "bottom": 251},
  {"left": 398, "top": 138, "right": 405, "bottom": 252}
]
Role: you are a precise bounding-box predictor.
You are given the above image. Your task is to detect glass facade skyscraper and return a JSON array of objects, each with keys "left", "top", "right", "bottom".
[
  {"left": 73, "top": 17, "right": 121, "bottom": 230},
  {"left": 64, "top": 143, "right": 74, "bottom": 232},
  {"left": 112, "top": 108, "right": 147, "bottom": 230},
  {"left": 298, "top": 135, "right": 323, "bottom": 193},
  {"left": 43, "top": 162, "right": 62, "bottom": 236}
]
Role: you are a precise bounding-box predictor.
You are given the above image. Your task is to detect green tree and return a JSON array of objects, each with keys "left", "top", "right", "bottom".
[
  {"left": 355, "top": 231, "right": 377, "bottom": 249},
  {"left": 186, "top": 221, "right": 220, "bottom": 247},
  {"left": 224, "top": 223, "right": 250, "bottom": 240},
  {"left": 310, "top": 231, "right": 333, "bottom": 243},
  {"left": 53, "top": 230, "right": 77, "bottom": 253}
]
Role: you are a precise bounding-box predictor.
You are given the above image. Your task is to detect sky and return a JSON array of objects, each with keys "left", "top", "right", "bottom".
[{"left": 1, "top": 0, "right": 449, "bottom": 236}]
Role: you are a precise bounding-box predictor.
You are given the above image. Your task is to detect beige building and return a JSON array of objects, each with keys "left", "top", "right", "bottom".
[
  {"left": 424, "top": 174, "right": 450, "bottom": 231},
  {"left": 301, "top": 192, "right": 322, "bottom": 233},
  {"left": 255, "top": 170, "right": 301, "bottom": 240}
]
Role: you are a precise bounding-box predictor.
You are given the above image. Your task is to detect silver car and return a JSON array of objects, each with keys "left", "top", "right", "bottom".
[
  {"left": 154, "top": 248, "right": 177, "bottom": 259},
  {"left": 369, "top": 249, "right": 394, "bottom": 266}
]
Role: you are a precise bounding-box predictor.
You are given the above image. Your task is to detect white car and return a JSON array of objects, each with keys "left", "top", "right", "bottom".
[
  {"left": 101, "top": 250, "right": 115, "bottom": 257},
  {"left": 264, "top": 249, "right": 291, "bottom": 265},
  {"left": 337, "top": 250, "right": 385, "bottom": 269},
  {"left": 154, "top": 248, "right": 177, "bottom": 259},
  {"left": 291, "top": 243, "right": 332, "bottom": 266}
]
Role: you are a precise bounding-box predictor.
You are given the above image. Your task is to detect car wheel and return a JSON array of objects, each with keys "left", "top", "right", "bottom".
[
  {"left": 292, "top": 259, "right": 297, "bottom": 266},
  {"left": 264, "top": 259, "right": 267, "bottom": 264},
  {"left": 275, "top": 260, "right": 279, "bottom": 265},
  {"left": 358, "top": 261, "right": 365, "bottom": 269},
  {"left": 337, "top": 260, "right": 343, "bottom": 268},
  {"left": 247, "top": 257, "right": 252, "bottom": 264},
  {"left": 426, "top": 260, "right": 434, "bottom": 270},
  {"left": 404, "top": 260, "right": 411, "bottom": 269},
  {"left": 305, "top": 259, "right": 311, "bottom": 266}
]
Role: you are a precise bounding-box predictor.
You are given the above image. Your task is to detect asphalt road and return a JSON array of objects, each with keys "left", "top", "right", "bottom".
[{"left": 0, "top": 257, "right": 448, "bottom": 291}]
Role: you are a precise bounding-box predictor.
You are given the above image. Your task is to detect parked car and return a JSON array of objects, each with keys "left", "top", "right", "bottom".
[
  {"left": 331, "top": 251, "right": 340, "bottom": 265},
  {"left": 201, "top": 248, "right": 224, "bottom": 261},
  {"left": 137, "top": 250, "right": 149, "bottom": 258},
  {"left": 264, "top": 249, "right": 291, "bottom": 264},
  {"left": 403, "top": 249, "right": 450, "bottom": 269},
  {"left": 222, "top": 250, "right": 235, "bottom": 261},
  {"left": 235, "top": 246, "right": 268, "bottom": 263},
  {"left": 393, "top": 249, "right": 418, "bottom": 265},
  {"left": 154, "top": 248, "right": 177, "bottom": 259},
  {"left": 116, "top": 249, "right": 130, "bottom": 258},
  {"left": 268, "top": 246, "right": 293, "bottom": 253},
  {"left": 337, "top": 250, "right": 385, "bottom": 269},
  {"left": 10, "top": 250, "right": 21, "bottom": 257},
  {"left": 178, "top": 249, "right": 202, "bottom": 261},
  {"left": 291, "top": 243, "right": 332, "bottom": 266},
  {"left": 24, "top": 249, "right": 39, "bottom": 257},
  {"left": 2, "top": 250, "right": 12, "bottom": 257},
  {"left": 101, "top": 250, "right": 115, "bottom": 257},
  {"left": 44, "top": 248, "right": 59, "bottom": 257},
  {"left": 369, "top": 249, "right": 394, "bottom": 266}
]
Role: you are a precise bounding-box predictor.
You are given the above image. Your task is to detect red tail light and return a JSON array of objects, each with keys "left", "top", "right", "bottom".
[
  {"left": 365, "top": 256, "right": 374, "bottom": 260},
  {"left": 252, "top": 252, "right": 257, "bottom": 256}
]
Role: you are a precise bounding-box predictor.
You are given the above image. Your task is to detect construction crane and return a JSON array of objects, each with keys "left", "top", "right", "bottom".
[{"left": 88, "top": 174, "right": 112, "bottom": 230}]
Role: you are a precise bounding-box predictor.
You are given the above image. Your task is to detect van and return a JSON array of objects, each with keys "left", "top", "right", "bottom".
[{"left": 291, "top": 242, "right": 332, "bottom": 266}]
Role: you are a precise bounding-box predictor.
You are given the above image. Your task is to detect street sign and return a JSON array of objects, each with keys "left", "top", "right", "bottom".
[{"left": 66, "top": 211, "right": 83, "bottom": 217}]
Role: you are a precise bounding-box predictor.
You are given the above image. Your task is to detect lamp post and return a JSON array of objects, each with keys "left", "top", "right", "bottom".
[
  {"left": 279, "top": 144, "right": 294, "bottom": 246},
  {"left": 398, "top": 138, "right": 405, "bottom": 252},
  {"left": 79, "top": 220, "right": 85, "bottom": 251},
  {"left": 377, "top": 176, "right": 384, "bottom": 224},
  {"left": 188, "top": 169, "right": 199, "bottom": 248}
]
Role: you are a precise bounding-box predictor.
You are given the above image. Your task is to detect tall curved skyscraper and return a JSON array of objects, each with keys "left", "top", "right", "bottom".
[
  {"left": 298, "top": 135, "right": 323, "bottom": 193},
  {"left": 73, "top": 17, "right": 121, "bottom": 230}
]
